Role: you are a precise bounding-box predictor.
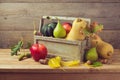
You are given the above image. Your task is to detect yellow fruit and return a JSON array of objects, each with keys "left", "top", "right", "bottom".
[
  {"left": 66, "top": 18, "right": 87, "bottom": 41},
  {"left": 97, "top": 41, "right": 114, "bottom": 59},
  {"left": 90, "top": 34, "right": 102, "bottom": 47},
  {"left": 48, "top": 56, "right": 61, "bottom": 68},
  {"left": 90, "top": 34, "right": 114, "bottom": 59},
  {"left": 61, "top": 60, "right": 80, "bottom": 67}
]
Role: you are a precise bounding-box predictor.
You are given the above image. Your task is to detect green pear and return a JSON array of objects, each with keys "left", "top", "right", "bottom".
[
  {"left": 53, "top": 20, "right": 66, "bottom": 38},
  {"left": 90, "top": 34, "right": 114, "bottom": 59},
  {"left": 85, "top": 47, "right": 98, "bottom": 62}
]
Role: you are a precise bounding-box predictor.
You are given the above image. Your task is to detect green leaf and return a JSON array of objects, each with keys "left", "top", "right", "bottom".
[
  {"left": 93, "top": 24, "right": 103, "bottom": 33},
  {"left": 83, "top": 28, "right": 92, "bottom": 36},
  {"left": 92, "top": 61, "right": 103, "bottom": 67},
  {"left": 11, "top": 40, "right": 23, "bottom": 56}
]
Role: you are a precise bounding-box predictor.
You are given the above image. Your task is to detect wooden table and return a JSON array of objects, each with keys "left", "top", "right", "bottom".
[{"left": 0, "top": 49, "right": 120, "bottom": 80}]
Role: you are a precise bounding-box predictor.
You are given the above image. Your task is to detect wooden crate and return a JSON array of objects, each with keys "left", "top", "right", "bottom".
[{"left": 34, "top": 16, "right": 91, "bottom": 61}]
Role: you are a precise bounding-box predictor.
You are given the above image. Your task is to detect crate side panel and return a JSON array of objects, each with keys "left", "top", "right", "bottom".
[{"left": 38, "top": 40, "right": 82, "bottom": 61}]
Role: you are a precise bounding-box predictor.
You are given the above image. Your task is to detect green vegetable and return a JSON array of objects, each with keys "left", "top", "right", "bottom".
[
  {"left": 11, "top": 40, "right": 23, "bottom": 56},
  {"left": 25, "top": 53, "right": 31, "bottom": 58},
  {"left": 18, "top": 53, "right": 31, "bottom": 61},
  {"left": 18, "top": 54, "right": 25, "bottom": 61},
  {"left": 41, "top": 22, "right": 57, "bottom": 37},
  {"left": 92, "top": 61, "right": 103, "bottom": 67}
]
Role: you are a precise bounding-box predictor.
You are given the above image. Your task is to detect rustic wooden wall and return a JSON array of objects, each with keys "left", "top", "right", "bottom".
[{"left": 0, "top": 0, "right": 120, "bottom": 49}]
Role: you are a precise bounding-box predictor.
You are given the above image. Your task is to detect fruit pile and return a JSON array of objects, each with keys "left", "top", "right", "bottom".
[
  {"left": 38, "top": 18, "right": 88, "bottom": 41},
  {"left": 37, "top": 17, "right": 114, "bottom": 65},
  {"left": 85, "top": 34, "right": 114, "bottom": 65},
  {"left": 40, "top": 20, "right": 72, "bottom": 38},
  {"left": 10, "top": 17, "right": 114, "bottom": 68}
]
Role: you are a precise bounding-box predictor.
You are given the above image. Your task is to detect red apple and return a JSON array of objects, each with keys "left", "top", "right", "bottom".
[
  {"left": 62, "top": 22, "right": 72, "bottom": 34},
  {"left": 30, "top": 43, "right": 47, "bottom": 61}
]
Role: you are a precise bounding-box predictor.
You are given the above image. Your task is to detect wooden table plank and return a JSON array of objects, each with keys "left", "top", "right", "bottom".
[
  {"left": 0, "top": 49, "right": 120, "bottom": 80},
  {"left": 0, "top": 49, "right": 120, "bottom": 73}
]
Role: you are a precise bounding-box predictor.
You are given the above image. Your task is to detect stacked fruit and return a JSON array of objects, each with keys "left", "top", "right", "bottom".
[
  {"left": 41, "top": 18, "right": 114, "bottom": 63},
  {"left": 84, "top": 22, "right": 114, "bottom": 65},
  {"left": 85, "top": 34, "right": 114, "bottom": 65},
  {"left": 11, "top": 17, "right": 114, "bottom": 68},
  {"left": 40, "top": 20, "right": 72, "bottom": 38},
  {"left": 39, "top": 18, "right": 88, "bottom": 41},
  {"left": 39, "top": 18, "right": 114, "bottom": 65}
]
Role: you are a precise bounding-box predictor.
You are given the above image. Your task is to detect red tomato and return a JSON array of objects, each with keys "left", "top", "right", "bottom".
[
  {"left": 30, "top": 44, "right": 47, "bottom": 61},
  {"left": 62, "top": 22, "right": 72, "bottom": 34}
]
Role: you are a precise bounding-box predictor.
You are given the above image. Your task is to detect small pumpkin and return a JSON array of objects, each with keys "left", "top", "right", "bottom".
[{"left": 41, "top": 22, "right": 57, "bottom": 37}]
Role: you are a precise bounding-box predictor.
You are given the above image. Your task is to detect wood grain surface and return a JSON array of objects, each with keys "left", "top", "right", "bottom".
[
  {"left": 0, "top": 0, "right": 120, "bottom": 3},
  {"left": 0, "top": 2, "right": 120, "bottom": 48},
  {"left": 0, "top": 49, "right": 120, "bottom": 80},
  {"left": 0, "top": 49, "right": 120, "bottom": 72}
]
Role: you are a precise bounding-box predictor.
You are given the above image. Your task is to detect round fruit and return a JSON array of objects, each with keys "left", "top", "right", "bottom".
[
  {"left": 62, "top": 22, "right": 72, "bottom": 34},
  {"left": 30, "top": 44, "right": 48, "bottom": 62},
  {"left": 41, "top": 22, "right": 57, "bottom": 37}
]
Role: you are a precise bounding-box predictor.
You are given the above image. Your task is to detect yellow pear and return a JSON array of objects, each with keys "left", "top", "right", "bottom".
[
  {"left": 90, "top": 34, "right": 114, "bottom": 59},
  {"left": 90, "top": 34, "right": 102, "bottom": 47},
  {"left": 97, "top": 41, "right": 114, "bottom": 59},
  {"left": 66, "top": 18, "right": 87, "bottom": 41}
]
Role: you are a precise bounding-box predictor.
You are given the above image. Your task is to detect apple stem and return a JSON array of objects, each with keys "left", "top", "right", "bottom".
[{"left": 36, "top": 40, "right": 39, "bottom": 44}]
